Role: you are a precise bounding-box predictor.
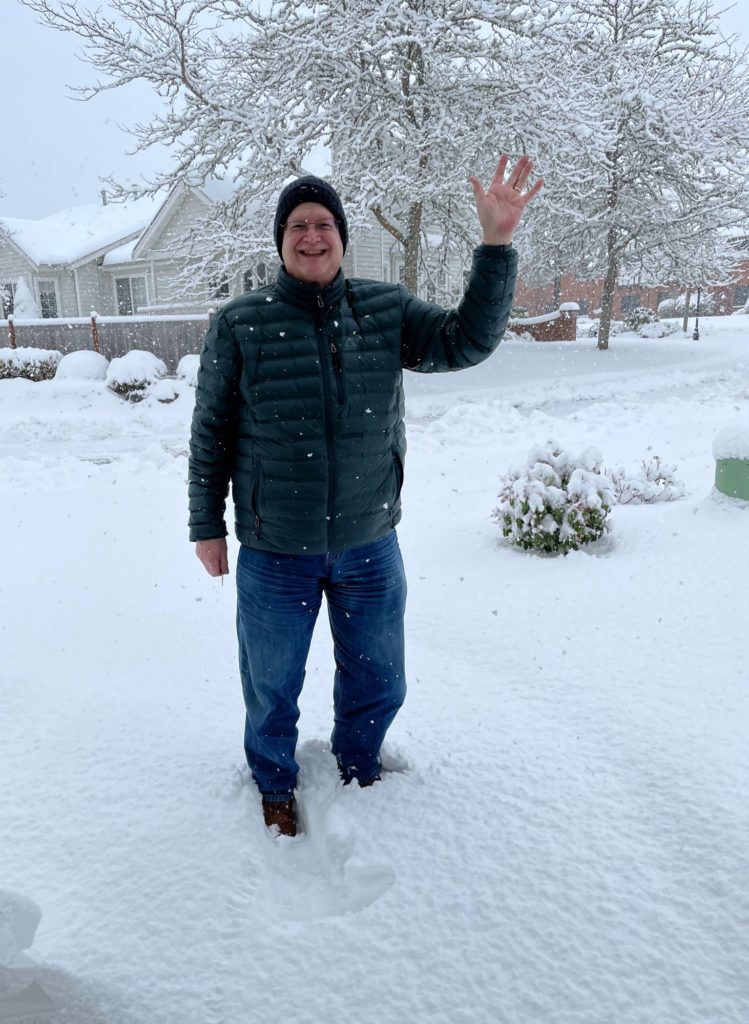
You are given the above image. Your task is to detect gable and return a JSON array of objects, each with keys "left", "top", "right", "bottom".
[{"left": 133, "top": 189, "right": 214, "bottom": 259}]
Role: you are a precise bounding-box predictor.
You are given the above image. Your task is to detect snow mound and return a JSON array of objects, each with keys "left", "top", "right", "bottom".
[
  {"left": 0, "top": 890, "right": 42, "bottom": 968},
  {"left": 55, "top": 350, "right": 109, "bottom": 381},
  {"left": 176, "top": 354, "right": 200, "bottom": 386},
  {"left": 713, "top": 422, "right": 749, "bottom": 460}
]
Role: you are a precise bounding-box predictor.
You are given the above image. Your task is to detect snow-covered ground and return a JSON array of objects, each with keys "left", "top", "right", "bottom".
[{"left": 1, "top": 318, "right": 748, "bottom": 1024}]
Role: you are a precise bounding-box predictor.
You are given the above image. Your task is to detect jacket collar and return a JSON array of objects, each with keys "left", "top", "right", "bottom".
[{"left": 275, "top": 265, "right": 345, "bottom": 311}]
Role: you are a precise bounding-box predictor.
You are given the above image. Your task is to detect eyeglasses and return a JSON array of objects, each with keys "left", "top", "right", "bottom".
[{"left": 283, "top": 218, "right": 339, "bottom": 236}]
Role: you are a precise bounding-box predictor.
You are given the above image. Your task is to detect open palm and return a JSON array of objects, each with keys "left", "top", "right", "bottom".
[{"left": 469, "top": 154, "right": 543, "bottom": 246}]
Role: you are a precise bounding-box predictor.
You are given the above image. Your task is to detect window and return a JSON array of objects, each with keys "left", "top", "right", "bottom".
[
  {"left": 242, "top": 261, "right": 273, "bottom": 292},
  {"left": 733, "top": 285, "right": 748, "bottom": 308},
  {"left": 1, "top": 282, "right": 14, "bottom": 318},
  {"left": 37, "top": 279, "right": 58, "bottom": 318},
  {"left": 619, "top": 294, "right": 640, "bottom": 314},
  {"left": 115, "top": 276, "right": 148, "bottom": 315},
  {"left": 209, "top": 276, "right": 230, "bottom": 300}
]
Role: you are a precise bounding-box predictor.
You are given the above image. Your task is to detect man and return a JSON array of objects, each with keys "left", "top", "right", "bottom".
[{"left": 189, "top": 154, "right": 542, "bottom": 836}]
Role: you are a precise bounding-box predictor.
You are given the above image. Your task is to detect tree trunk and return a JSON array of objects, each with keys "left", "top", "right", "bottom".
[
  {"left": 402, "top": 201, "right": 423, "bottom": 295},
  {"left": 598, "top": 228, "right": 619, "bottom": 351},
  {"left": 553, "top": 275, "right": 562, "bottom": 309},
  {"left": 682, "top": 288, "right": 692, "bottom": 333}
]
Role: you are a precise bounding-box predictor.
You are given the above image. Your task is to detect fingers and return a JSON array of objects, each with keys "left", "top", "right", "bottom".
[
  {"left": 470, "top": 154, "right": 541, "bottom": 198},
  {"left": 489, "top": 153, "right": 510, "bottom": 189},
  {"left": 467, "top": 175, "right": 485, "bottom": 203},
  {"left": 522, "top": 176, "right": 544, "bottom": 203}
]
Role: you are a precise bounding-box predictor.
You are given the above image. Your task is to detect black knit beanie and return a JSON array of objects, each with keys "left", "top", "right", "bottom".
[{"left": 274, "top": 175, "right": 348, "bottom": 257}]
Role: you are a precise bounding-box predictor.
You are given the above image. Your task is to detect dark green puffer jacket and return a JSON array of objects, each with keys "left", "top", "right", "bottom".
[{"left": 189, "top": 244, "right": 517, "bottom": 553}]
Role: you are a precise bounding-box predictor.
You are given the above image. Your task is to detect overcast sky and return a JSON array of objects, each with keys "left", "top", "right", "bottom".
[{"left": 2, "top": 0, "right": 747, "bottom": 220}]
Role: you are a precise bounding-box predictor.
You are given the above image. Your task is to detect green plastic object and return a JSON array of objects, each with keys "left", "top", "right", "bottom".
[{"left": 715, "top": 458, "right": 749, "bottom": 500}]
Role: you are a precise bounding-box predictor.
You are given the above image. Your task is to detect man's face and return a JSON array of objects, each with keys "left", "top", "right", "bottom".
[{"left": 281, "top": 202, "right": 344, "bottom": 287}]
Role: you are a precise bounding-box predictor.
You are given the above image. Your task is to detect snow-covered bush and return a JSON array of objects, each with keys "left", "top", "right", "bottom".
[
  {"left": 657, "top": 297, "right": 677, "bottom": 317},
  {"left": 0, "top": 346, "right": 62, "bottom": 381},
  {"left": 607, "top": 456, "right": 685, "bottom": 504},
  {"left": 493, "top": 445, "right": 614, "bottom": 554},
  {"left": 579, "top": 319, "right": 626, "bottom": 339},
  {"left": 11, "top": 277, "right": 41, "bottom": 319},
  {"left": 673, "top": 291, "right": 716, "bottom": 316},
  {"left": 177, "top": 354, "right": 200, "bottom": 387},
  {"left": 149, "top": 378, "right": 181, "bottom": 403},
  {"left": 623, "top": 307, "right": 657, "bottom": 332},
  {"left": 638, "top": 320, "right": 679, "bottom": 339},
  {"left": 106, "top": 350, "right": 167, "bottom": 402},
  {"left": 55, "top": 350, "right": 109, "bottom": 381}
]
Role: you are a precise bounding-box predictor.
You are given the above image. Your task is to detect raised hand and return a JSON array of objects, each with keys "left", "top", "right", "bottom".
[{"left": 468, "top": 154, "right": 543, "bottom": 246}]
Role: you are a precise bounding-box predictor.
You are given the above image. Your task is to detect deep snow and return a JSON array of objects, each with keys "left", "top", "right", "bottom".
[{"left": 1, "top": 319, "right": 748, "bottom": 1024}]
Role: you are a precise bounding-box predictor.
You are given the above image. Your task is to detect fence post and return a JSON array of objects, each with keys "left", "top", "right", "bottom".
[
  {"left": 8, "top": 314, "right": 16, "bottom": 349},
  {"left": 90, "top": 311, "right": 100, "bottom": 354}
]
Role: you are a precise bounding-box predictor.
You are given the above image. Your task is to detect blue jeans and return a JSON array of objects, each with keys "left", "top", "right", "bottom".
[{"left": 236, "top": 531, "right": 407, "bottom": 799}]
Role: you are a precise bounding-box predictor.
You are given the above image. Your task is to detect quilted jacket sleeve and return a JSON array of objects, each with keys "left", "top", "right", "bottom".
[
  {"left": 188, "top": 311, "right": 242, "bottom": 541},
  {"left": 400, "top": 244, "right": 518, "bottom": 372}
]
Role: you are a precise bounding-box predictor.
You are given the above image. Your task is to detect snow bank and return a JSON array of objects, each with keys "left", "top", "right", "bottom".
[
  {"left": 713, "top": 422, "right": 749, "bottom": 460},
  {"left": 55, "top": 350, "right": 109, "bottom": 382}
]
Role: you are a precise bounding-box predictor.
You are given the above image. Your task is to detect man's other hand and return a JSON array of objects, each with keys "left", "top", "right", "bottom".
[{"left": 196, "top": 538, "right": 229, "bottom": 577}]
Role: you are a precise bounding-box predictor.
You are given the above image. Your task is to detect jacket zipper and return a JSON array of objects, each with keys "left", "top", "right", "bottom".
[{"left": 315, "top": 292, "right": 336, "bottom": 549}]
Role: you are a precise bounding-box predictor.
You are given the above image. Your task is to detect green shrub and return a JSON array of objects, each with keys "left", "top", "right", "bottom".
[
  {"left": 0, "top": 347, "right": 62, "bottom": 381},
  {"left": 493, "top": 445, "right": 614, "bottom": 554}
]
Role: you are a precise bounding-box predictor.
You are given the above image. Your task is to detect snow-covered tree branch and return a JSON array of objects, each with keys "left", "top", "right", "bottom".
[
  {"left": 21, "top": 0, "right": 565, "bottom": 294},
  {"left": 517, "top": 0, "right": 749, "bottom": 348}
]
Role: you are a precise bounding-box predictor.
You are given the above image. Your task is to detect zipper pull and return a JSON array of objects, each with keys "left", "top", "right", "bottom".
[
  {"left": 330, "top": 341, "right": 338, "bottom": 354},
  {"left": 317, "top": 294, "right": 324, "bottom": 309}
]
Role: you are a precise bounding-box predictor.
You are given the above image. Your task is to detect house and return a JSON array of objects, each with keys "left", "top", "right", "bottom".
[
  {"left": 1, "top": 184, "right": 467, "bottom": 320},
  {"left": 0, "top": 195, "right": 162, "bottom": 319}
]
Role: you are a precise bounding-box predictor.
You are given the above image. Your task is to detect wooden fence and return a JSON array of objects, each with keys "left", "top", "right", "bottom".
[{"left": 3, "top": 313, "right": 212, "bottom": 373}]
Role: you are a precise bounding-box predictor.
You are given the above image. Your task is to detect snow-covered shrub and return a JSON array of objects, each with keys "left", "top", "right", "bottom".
[
  {"left": 579, "top": 319, "right": 626, "bottom": 339},
  {"left": 607, "top": 456, "right": 685, "bottom": 504},
  {"left": 55, "top": 350, "right": 109, "bottom": 381},
  {"left": 177, "top": 354, "right": 200, "bottom": 387},
  {"left": 0, "top": 346, "right": 62, "bottom": 381},
  {"left": 106, "top": 350, "right": 167, "bottom": 402},
  {"left": 493, "top": 445, "right": 614, "bottom": 554},
  {"left": 149, "top": 378, "right": 181, "bottom": 404},
  {"left": 623, "top": 307, "right": 657, "bottom": 332},
  {"left": 657, "top": 297, "right": 678, "bottom": 317},
  {"left": 11, "top": 277, "right": 41, "bottom": 319},
  {"left": 638, "top": 320, "right": 679, "bottom": 339},
  {"left": 673, "top": 291, "right": 716, "bottom": 316}
]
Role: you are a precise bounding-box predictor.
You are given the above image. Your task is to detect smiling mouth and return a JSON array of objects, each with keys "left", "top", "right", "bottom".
[{"left": 300, "top": 249, "right": 326, "bottom": 256}]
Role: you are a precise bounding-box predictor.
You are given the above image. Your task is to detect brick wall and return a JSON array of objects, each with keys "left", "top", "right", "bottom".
[{"left": 515, "top": 260, "right": 749, "bottom": 318}]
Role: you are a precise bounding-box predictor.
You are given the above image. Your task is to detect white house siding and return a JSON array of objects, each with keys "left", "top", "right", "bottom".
[
  {"left": 74, "top": 261, "right": 109, "bottom": 316},
  {"left": 348, "top": 223, "right": 393, "bottom": 281},
  {"left": 140, "top": 192, "right": 212, "bottom": 258}
]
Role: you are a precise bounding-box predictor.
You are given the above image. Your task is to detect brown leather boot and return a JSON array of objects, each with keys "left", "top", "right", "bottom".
[{"left": 262, "top": 798, "right": 297, "bottom": 837}]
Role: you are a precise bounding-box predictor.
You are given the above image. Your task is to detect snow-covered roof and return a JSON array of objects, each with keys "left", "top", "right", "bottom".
[
  {"left": 102, "top": 238, "right": 139, "bottom": 266},
  {"left": 0, "top": 195, "right": 163, "bottom": 266}
]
